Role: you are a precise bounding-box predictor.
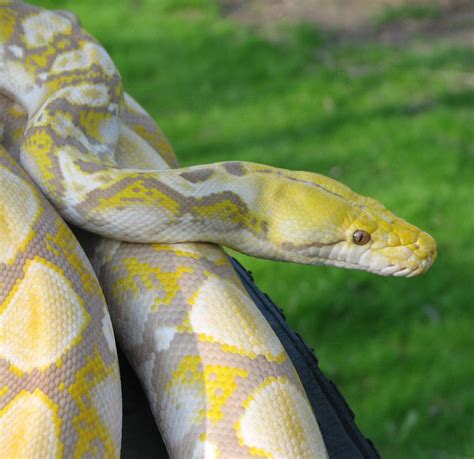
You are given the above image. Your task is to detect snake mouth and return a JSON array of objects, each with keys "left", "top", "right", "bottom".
[
  {"left": 323, "top": 251, "right": 436, "bottom": 277},
  {"left": 378, "top": 252, "right": 437, "bottom": 277},
  {"left": 305, "top": 230, "right": 437, "bottom": 277}
]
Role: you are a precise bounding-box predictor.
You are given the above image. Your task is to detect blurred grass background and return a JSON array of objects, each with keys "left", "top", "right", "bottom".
[{"left": 32, "top": 0, "right": 474, "bottom": 456}]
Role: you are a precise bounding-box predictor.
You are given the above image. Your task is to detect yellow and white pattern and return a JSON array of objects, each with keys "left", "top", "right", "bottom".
[
  {"left": 0, "top": 1, "right": 436, "bottom": 458},
  {"left": 0, "top": 146, "right": 121, "bottom": 458}
]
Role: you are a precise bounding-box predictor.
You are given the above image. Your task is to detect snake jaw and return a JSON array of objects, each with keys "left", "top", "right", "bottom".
[
  {"left": 297, "top": 226, "right": 437, "bottom": 277},
  {"left": 349, "top": 229, "right": 436, "bottom": 277}
]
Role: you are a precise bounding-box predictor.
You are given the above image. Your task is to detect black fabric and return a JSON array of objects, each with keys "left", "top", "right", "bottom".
[
  {"left": 120, "top": 257, "right": 381, "bottom": 458},
  {"left": 120, "top": 350, "right": 168, "bottom": 458}
]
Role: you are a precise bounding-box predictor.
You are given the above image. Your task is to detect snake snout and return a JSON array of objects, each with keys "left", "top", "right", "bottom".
[
  {"left": 377, "top": 230, "right": 437, "bottom": 277},
  {"left": 405, "top": 231, "right": 437, "bottom": 276}
]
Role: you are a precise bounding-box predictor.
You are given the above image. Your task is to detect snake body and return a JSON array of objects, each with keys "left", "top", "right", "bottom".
[
  {"left": 0, "top": 2, "right": 436, "bottom": 458},
  {"left": 0, "top": 142, "right": 122, "bottom": 456}
]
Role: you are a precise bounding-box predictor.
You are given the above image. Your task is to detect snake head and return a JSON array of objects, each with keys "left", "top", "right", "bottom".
[
  {"left": 261, "top": 169, "right": 437, "bottom": 277},
  {"left": 331, "top": 198, "right": 437, "bottom": 277}
]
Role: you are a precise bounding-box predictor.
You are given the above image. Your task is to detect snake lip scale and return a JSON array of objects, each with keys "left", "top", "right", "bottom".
[{"left": 0, "top": 2, "right": 437, "bottom": 458}]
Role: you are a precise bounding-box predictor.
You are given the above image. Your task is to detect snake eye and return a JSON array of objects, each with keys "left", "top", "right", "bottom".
[{"left": 353, "top": 230, "right": 371, "bottom": 245}]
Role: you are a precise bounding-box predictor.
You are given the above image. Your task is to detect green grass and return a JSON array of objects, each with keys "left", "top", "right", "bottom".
[{"left": 31, "top": 0, "right": 474, "bottom": 456}]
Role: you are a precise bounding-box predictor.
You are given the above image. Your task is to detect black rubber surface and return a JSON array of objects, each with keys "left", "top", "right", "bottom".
[{"left": 120, "top": 257, "right": 381, "bottom": 458}]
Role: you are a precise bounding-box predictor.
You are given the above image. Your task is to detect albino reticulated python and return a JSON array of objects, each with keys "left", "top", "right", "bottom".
[{"left": 0, "top": 1, "right": 437, "bottom": 458}]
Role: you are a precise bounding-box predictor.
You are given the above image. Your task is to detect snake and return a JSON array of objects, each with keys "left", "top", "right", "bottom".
[{"left": 0, "top": 1, "right": 437, "bottom": 458}]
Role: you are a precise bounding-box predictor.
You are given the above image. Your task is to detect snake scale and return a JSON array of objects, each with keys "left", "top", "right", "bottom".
[{"left": 0, "top": 1, "right": 436, "bottom": 458}]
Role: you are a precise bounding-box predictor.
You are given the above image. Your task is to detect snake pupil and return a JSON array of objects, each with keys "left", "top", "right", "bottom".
[{"left": 353, "top": 230, "right": 370, "bottom": 245}]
